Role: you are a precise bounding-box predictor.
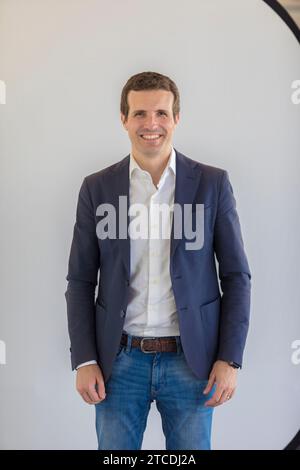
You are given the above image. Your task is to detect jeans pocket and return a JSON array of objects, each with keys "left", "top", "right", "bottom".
[{"left": 116, "top": 344, "right": 124, "bottom": 357}]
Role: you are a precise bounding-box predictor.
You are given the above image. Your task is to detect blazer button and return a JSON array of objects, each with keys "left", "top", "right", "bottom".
[{"left": 120, "top": 309, "right": 126, "bottom": 318}]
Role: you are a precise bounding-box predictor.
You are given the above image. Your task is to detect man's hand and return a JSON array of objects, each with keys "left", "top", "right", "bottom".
[
  {"left": 76, "top": 364, "right": 106, "bottom": 405},
  {"left": 203, "top": 360, "right": 238, "bottom": 407}
]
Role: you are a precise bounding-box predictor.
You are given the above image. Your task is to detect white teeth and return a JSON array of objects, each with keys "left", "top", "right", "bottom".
[{"left": 141, "top": 134, "right": 161, "bottom": 140}]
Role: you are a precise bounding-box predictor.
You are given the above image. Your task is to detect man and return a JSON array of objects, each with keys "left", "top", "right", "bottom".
[{"left": 65, "top": 71, "right": 251, "bottom": 450}]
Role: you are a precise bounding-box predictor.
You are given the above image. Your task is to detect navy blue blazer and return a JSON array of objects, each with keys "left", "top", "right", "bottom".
[{"left": 65, "top": 149, "right": 251, "bottom": 383}]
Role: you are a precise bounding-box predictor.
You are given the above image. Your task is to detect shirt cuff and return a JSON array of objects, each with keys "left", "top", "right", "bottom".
[{"left": 76, "top": 360, "right": 97, "bottom": 370}]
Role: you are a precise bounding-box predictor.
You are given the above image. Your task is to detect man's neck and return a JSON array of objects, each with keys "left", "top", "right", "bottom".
[{"left": 132, "top": 147, "right": 172, "bottom": 187}]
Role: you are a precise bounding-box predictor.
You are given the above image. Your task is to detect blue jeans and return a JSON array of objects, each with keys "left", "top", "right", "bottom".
[{"left": 95, "top": 333, "right": 215, "bottom": 450}]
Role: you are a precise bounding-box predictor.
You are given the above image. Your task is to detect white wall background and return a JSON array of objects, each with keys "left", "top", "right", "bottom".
[{"left": 0, "top": 0, "right": 299, "bottom": 450}]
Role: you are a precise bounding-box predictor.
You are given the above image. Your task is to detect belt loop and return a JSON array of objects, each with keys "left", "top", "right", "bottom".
[
  {"left": 175, "top": 336, "right": 182, "bottom": 355},
  {"left": 125, "top": 332, "right": 132, "bottom": 352}
]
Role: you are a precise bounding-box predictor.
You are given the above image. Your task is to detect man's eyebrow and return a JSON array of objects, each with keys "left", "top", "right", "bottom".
[{"left": 132, "top": 109, "right": 169, "bottom": 114}]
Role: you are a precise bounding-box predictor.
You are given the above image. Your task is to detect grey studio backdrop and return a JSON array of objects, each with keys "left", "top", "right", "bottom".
[{"left": 0, "top": 0, "right": 299, "bottom": 450}]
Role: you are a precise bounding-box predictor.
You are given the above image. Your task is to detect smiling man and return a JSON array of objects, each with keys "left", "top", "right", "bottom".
[{"left": 65, "top": 71, "right": 251, "bottom": 450}]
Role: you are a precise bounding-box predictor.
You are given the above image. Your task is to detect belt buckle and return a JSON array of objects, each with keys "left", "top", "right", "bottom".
[{"left": 140, "top": 337, "right": 158, "bottom": 353}]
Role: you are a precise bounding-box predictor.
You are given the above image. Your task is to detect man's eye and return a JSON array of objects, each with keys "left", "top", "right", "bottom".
[{"left": 134, "top": 111, "right": 166, "bottom": 116}]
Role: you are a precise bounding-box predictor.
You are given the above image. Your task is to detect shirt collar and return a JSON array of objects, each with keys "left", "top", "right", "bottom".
[{"left": 129, "top": 146, "right": 176, "bottom": 181}]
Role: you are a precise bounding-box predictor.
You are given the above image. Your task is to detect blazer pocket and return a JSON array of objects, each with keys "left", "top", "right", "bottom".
[
  {"left": 95, "top": 300, "right": 106, "bottom": 326},
  {"left": 200, "top": 296, "right": 221, "bottom": 362},
  {"left": 95, "top": 300, "right": 108, "bottom": 333},
  {"left": 96, "top": 298, "right": 106, "bottom": 310}
]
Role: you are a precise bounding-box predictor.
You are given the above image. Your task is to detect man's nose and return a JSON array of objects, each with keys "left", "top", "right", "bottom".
[{"left": 144, "top": 114, "right": 159, "bottom": 128}]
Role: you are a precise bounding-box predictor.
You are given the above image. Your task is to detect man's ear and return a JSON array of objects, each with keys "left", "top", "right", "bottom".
[
  {"left": 120, "top": 113, "right": 127, "bottom": 129},
  {"left": 174, "top": 113, "right": 180, "bottom": 126}
]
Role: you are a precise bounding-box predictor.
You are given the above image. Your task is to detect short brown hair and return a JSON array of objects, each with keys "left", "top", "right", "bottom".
[{"left": 120, "top": 71, "right": 180, "bottom": 122}]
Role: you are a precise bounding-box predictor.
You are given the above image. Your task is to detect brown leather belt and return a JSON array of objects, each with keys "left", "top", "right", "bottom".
[{"left": 121, "top": 333, "right": 179, "bottom": 353}]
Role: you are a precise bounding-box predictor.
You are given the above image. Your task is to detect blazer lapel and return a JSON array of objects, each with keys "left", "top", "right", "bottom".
[
  {"left": 170, "top": 150, "right": 202, "bottom": 258},
  {"left": 109, "top": 155, "right": 130, "bottom": 278}
]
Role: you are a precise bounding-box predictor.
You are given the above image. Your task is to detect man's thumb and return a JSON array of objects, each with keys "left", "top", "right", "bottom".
[
  {"left": 95, "top": 376, "right": 106, "bottom": 399},
  {"left": 203, "top": 373, "right": 215, "bottom": 395}
]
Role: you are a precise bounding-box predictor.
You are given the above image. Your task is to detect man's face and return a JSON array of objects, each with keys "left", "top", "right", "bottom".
[{"left": 121, "top": 89, "right": 179, "bottom": 158}]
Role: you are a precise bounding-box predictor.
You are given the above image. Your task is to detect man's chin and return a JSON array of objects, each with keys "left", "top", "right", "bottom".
[{"left": 135, "top": 141, "right": 170, "bottom": 157}]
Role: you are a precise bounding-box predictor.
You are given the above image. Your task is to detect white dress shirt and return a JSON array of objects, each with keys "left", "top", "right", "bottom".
[
  {"left": 77, "top": 146, "right": 179, "bottom": 369},
  {"left": 124, "top": 146, "right": 179, "bottom": 337}
]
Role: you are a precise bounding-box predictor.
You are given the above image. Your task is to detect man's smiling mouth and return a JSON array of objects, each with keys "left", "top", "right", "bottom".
[{"left": 140, "top": 134, "right": 163, "bottom": 141}]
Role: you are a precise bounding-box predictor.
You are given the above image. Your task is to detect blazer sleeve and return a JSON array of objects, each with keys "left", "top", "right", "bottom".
[
  {"left": 213, "top": 170, "right": 251, "bottom": 368},
  {"left": 65, "top": 177, "right": 100, "bottom": 370}
]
